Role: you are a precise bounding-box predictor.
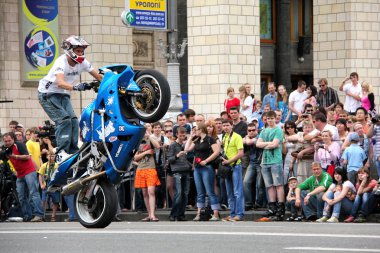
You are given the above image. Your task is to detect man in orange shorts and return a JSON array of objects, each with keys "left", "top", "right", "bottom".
[{"left": 134, "top": 132, "right": 161, "bottom": 221}]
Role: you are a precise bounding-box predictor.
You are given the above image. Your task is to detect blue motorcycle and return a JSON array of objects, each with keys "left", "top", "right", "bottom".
[{"left": 48, "top": 65, "right": 170, "bottom": 228}]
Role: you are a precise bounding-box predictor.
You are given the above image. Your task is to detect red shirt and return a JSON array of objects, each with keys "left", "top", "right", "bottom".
[
  {"left": 8, "top": 142, "right": 36, "bottom": 178},
  {"left": 224, "top": 97, "right": 240, "bottom": 114}
]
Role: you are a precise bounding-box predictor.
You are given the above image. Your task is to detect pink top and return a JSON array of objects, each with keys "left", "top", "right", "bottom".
[
  {"left": 361, "top": 95, "right": 371, "bottom": 111},
  {"left": 303, "top": 96, "right": 317, "bottom": 107},
  {"left": 314, "top": 142, "right": 341, "bottom": 168}
]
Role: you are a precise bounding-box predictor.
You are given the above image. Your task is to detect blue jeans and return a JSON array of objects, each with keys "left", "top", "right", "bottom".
[
  {"left": 375, "top": 158, "right": 380, "bottom": 179},
  {"left": 255, "top": 164, "right": 268, "bottom": 208},
  {"left": 243, "top": 161, "right": 257, "bottom": 208},
  {"left": 225, "top": 164, "right": 244, "bottom": 218},
  {"left": 64, "top": 194, "right": 77, "bottom": 220},
  {"left": 193, "top": 165, "right": 220, "bottom": 210},
  {"left": 347, "top": 171, "right": 358, "bottom": 186},
  {"left": 300, "top": 190, "right": 324, "bottom": 219},
  {"left": 323, "top": 191, "right": 353, "bottom": 218},
  {"left": 170, "top": 172, "right": 190, "bottom": 218},
  {"left": 16, "top": 171, "right": 44, "bottom": 219},
  {"left": 351, "top": 192, "right": 374, "bottom": 217},
  {"left": 38, "top": 92, "right": 79, "bottom": 154}
]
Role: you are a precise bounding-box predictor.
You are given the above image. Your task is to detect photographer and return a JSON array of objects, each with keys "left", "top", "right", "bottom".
[
  {"left": 1, "top": 132, "right": 44, "bottom": 222},
  {"left": 314, "top": 130, "right": 341, "bottom": 172},
  {"left": 167, "top": 127, "right": 191, "bottom": 221},
  {"left": 37, "top": 35, "right": 103, "bottom": 162}
]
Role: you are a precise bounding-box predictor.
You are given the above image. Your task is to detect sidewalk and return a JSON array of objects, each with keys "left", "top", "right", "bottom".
[{"left": 45, "top": 208, "right": 380, "bottom": 223}]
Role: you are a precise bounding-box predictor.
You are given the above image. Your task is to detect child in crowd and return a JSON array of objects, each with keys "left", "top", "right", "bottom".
[
  {"left": 252, "top": 100, "right": 263, "bottom": 121},
  {"left": 286, "top": 177, "right": 302, "bottom": 221},
  {"left": 342, "top": 132, "right": 367, "bottom": 185},
  {"left": 38, "top": 152, "right": 60, "bottom": 222}
]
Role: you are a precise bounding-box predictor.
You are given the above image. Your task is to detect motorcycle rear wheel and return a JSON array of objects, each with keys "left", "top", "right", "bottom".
[
  {"left": 74, "top": 179, "right": 117, "bottom": 228},
  {"left": 128, "top": 69, "right": 171, "bottom": 123}
]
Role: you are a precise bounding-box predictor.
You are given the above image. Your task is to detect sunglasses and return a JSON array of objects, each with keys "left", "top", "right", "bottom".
[
  {"left": 319, "top": 84, "right": 326, "bottom": 87},
  {"left": 247, "top": 129, "right": 256, "bottom": 132},
  {"left": 165, "top": 130, "right": 173, "bottom": 133},
  {"left": 285, "top": 126, "right": 294, "bottom": 129}
]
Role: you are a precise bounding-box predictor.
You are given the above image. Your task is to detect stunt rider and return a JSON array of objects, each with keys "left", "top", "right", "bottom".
[{"left": 38, "top": 35, "right": 103, "bottom": 162}]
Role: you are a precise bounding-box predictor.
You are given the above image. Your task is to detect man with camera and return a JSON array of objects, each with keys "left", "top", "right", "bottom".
[
  {"left": 167, "top": 127, "right": 191, "bottom": 221},
  {"left": 1, "top": 133, "right": 44, "bottom": 222}
]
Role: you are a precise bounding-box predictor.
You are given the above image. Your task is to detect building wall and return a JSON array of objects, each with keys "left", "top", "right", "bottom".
[
  {"left": 0, "top": 0, "right": 167, "bottom": 133},
  {"left": 187, "top": 0, "right": 261, "bottom": 117},
  {"left": 313, "top": 0, "right": 380, "bottom": 107}
]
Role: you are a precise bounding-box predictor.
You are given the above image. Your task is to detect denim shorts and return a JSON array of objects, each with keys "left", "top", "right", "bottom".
[
  {"left": 261, "top": 163, "right": 284, "bottom": 187},
  {"left": 42, "top": 189, "right": 61, "bottom": 203}
]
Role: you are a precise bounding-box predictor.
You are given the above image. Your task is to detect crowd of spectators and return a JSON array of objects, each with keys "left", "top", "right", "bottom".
[{"left": 1, "top": 71, "right": 380, "bottom": 223}]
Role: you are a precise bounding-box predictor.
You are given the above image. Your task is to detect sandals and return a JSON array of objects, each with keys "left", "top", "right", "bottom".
[
  {"left": 141, "top": 217, "right": 159, "bottom": 222},
  {"left": 141, "top": 217, "right": 151, "bottom": 222}
]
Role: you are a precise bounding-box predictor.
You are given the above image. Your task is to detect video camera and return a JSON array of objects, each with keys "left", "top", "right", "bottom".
[
  {"left": 37, "top": 120, "right": 56, "bottom": 140},
  {"left": 372, "top": 115, "right": 380, "bottom": 124},
  {"left": 0, "top": 146, "right": 12, "bottom": 161}
]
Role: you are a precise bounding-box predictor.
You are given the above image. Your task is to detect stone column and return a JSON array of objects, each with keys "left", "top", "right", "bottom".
[
  {"left": 313, "top": 1, "right": 380, "bottom": 108},
  {"left": 276, "top": 0, "right": 291, "bottom": 90},
  {"left": 187, "top": 1, "right": 261, "bottom": 116}
]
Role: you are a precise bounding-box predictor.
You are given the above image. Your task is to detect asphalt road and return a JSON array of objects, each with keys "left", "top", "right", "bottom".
[{"left": 1, "top": 221, "right": 380, "bottom": 253}]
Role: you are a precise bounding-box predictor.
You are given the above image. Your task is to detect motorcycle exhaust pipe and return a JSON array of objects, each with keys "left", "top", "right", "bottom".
[{"left": 61, "top": 171, "right": 106, "bottom": 196}]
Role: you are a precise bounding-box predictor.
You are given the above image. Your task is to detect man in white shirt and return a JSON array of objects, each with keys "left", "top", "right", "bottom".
[
  {"left": 288, "top": 80, "right": 308, "bottom": 122},
  {"left": 339, "top": 72, "right": 361, "bottom": 114}
]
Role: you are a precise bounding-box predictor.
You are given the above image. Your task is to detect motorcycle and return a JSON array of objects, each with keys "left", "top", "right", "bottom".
[{"left": 48, "top": 65, "right": 171, "bottom": 228}]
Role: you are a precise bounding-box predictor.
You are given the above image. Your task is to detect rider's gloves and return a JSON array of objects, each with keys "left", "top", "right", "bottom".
[{"left": 73, "top": 82, "right": 92, "bottom": 91}]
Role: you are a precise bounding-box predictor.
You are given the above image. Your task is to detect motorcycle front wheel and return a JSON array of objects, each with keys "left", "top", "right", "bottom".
[
  {"left": 74, "top": 179, "right": 117, "bottom": 228},
  {"left": 128, "top": 69, "right": 171, "bottom": 123}
]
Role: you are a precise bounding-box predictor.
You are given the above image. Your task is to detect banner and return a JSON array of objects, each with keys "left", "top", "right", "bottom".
[
  {"left": 20, "top": 0, "right": 60, "bottom": 82},
  {"left": 121, "top": 0, "right": 167, "bottom": 30}
]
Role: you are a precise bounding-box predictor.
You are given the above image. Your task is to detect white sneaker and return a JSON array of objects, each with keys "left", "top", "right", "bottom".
[{"left": 56, "top": 150, "right": 71, "bottom": 164}]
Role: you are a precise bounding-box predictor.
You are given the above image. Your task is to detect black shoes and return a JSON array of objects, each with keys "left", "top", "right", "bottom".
[{"left": 169, "top": 215, "right": 187, "bottom": 222}]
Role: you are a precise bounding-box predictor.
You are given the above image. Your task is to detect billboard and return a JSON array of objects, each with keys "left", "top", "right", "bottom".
[
  {"left": 20, "top": 0, "right": 60, "bottom": 83},
  {"left": 121, "top": 0, "right": 167, "bottom": 30}
]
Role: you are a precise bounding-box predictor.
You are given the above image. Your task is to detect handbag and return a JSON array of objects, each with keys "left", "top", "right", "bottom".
[{"left": 217, "top": 163, "right": 233, "bottom": 178}]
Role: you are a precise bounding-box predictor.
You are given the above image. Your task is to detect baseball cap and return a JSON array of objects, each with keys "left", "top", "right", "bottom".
[
  {"left": 349, "top": 132, "right": 360, "bottom": 142},
  {"left": 16, "top": 124, "right": 24, "bottom": 128},
  {"left": 288, "top": 176, "right": 297, "bottom": 182}
]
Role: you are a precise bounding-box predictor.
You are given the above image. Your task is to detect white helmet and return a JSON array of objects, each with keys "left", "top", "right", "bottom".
[{"left": 61, "top": 35, "right": 90, "bottom": 64}]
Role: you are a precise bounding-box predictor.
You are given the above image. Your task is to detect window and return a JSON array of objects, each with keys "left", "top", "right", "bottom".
[
  {"left": 260, "top": 0, "right": 275, "bottom": 43},
  {"left": 290, "top": 0, "right": 313, "bottom": 41}
]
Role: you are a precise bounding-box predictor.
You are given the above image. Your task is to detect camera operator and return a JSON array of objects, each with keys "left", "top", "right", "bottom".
[
  {"left": 37, "top": 35, "right": 103, "bottom": 163},
  {"left": 313, "top": 130, "right": 341, "bottom": 172},
  {"left": 167, "top": 127, "right": 191, "bottom": 221},
  {"left": 1, "top": 132, "right": 44, "bottom": 222}
]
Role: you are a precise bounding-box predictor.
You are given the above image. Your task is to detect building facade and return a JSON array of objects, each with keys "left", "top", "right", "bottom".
[{"left": 1, "top": 0, "right": 379, "bottom": 132}]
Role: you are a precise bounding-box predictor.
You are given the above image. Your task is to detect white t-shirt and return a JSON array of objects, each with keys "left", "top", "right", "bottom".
[
  {"left": 289, "top": 90, "right": 308, "bottom": 115},
  {"left": 342, "top": 82, "right": 361, "bottom": 113},
  {"left": 330, "top": 181, "right": 356, "bottom": 194},
  {"left": 38, "top": 55, "right": 94, "bottom": 94},
  {"left": 240, "top": 96, "right": 254, "bottom": 122}
]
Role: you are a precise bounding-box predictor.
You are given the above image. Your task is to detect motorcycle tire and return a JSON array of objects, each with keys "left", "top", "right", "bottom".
[
  {"left": 74, "top": 179, "right": 118, "bottom": 228},
  {"left": 128, "top": 69, "right": 171, "bottom": 123}
]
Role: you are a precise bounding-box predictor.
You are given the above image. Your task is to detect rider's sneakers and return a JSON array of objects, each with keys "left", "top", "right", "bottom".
[{"left": 56, "top": 150, "right": 71, "bottom": 164}]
